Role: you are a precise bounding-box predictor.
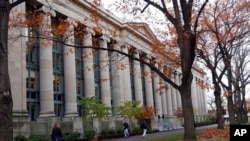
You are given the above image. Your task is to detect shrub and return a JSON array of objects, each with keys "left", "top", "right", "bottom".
[
  {"left": 84, "top": 130, "right": 95, "bottom": 140},
  {"left": 100, "top": 129, "right": 116, "bottom": 138},
  {"left": 100, "top": 130, "right": 108, "bottom": 138},
  {"left": 63, "top": 132, "right": 80, "bottom": 141},
  {"left": 207, "top": 114, "right": 217, "bottom": 123},
  {"left": 132, "top": 127, "right": 141, "bottom": 134},
  {"left": 14, "top": 135, "right": 27, "bottom": 141},
  {"left": 116, "top": 128, "right": 124, "bottom": 136},
  {"left": 29, "top": 134, "right": 48, "bottom": 141},
  {"left": 107, "top": 129, "right": 117, "bottom": 137}
]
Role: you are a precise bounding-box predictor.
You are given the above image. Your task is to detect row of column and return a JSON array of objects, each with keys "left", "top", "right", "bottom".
[
  {"left": 37, "top": 11, "right": 206, "bottom": 118},
  {"left": 192, "top": 77, "right": 207, "bottom": 115}
]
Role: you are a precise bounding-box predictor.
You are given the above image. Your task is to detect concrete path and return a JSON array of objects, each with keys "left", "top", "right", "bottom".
[{"left": 109, "top": 124, "right": 217, "bottom": 141}]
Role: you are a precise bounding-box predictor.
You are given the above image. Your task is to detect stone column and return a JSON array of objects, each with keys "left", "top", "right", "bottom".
[
  {"left": 99, "top": 35, "right": 111, "bottom": 107},
  {"left": 10, "top": 2, "right": 28, "bottom": 115},
  {"left": 171, "top": 74, "right": 177, "bottom": 115},
  {"left": 39, "top": 10, "right": 55, "bottom": 117},
  {"left": 111, "top": 42, "right": 124, "bottom": 114},
  {"left": 176, "top": 73, "right": 182, "bottom": 108},
  {"left": 133, "top": 50, "right": 143, "bottom": 106},
  {"left": 153, "top": 62, "right": 162, "bottom": 116},
  {"left": 144, "top": 56, "right": 154, "bottom": 107},
  {"left": 160, "top": 77, "right": 167, "bottom": 115},
  {"left": 202, "top": 87, "right": 207, "bottom": 115},
  {"left": 83, "top": 27, "right": 95, "bottom": 97},
  {"left": 165, "top": 83, "right": 173, "bottom": 116},
  {"left": 121, "top": 45, "right": 132, "bottom": 102},
  {"left": 197, "top": 79, "right": 202, "bottom": 115},
  {"left": 191, "top": 77, "right": 198, "bottom": 112},
  {"left": 64, "top": 20, "right": 78, "bottom": 117}
]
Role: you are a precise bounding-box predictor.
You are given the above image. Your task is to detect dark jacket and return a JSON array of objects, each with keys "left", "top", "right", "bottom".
[
  {"left": 140, "top": 121, "right": 147, "bottom": 130},
  {"left": 51, "top": 127, "right": 63, "bottom": 141},
  {"left": 123, "top": 122, "right": 129, "bottom": 129}
]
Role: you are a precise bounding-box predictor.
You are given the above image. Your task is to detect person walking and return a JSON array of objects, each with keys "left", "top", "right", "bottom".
[
  {"left": 51, "top": 123, "right": 64, "bottom": 141},
  {"left": 140, "top": 119, "right": 148, "bottom": 138},
  {"left": 123, "top": 120, "right": 129, "bottom": 138}
]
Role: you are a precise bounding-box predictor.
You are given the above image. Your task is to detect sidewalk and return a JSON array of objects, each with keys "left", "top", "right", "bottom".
[{"left": 109, "top": 124, "right": 217, "bottom": 141}]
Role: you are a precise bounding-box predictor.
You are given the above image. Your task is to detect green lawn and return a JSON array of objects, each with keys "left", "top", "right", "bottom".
[{"left": 135, "top": 131, "right": 229, "bottom": 141}]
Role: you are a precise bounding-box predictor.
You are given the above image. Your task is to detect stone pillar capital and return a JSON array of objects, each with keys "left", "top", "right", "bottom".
[
  {"left": 145, "top": 54, "right": 152, "bottom": 60},
  {"left": 122, "top": 44, "right": 130, "bottom": 49},
  {"left": 40, "top": 6, "right": 56, "bottom": 17},
  {"left": 86, "top": 27, "right": 96, "bottom": 36},
  {"left": 112, "top": 41, "right": 120, "bottom": 50},
  {"left": 133, "top": 49, "right": 141, "bottom": 55},
  {"left": 101, "top": 35, "right": 110, "bottom": 42}
]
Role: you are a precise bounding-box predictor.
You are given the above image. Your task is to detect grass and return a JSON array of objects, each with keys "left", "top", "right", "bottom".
[{"left": 135, "top": 131, "right": 229, "bottom": 141}]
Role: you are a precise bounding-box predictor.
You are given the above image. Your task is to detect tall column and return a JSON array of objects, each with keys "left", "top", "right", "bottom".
[
  {"left": 191, "top": 77, "right": 198, "bottom": 112},
  {"left": 160, "top": 77, "right": 167, "bottom": 115},
  {"left": 111, "top": 42, "right": 124, "bottom": 114},
  {"left": 153, "top": 62, "right": 162, "bottom": 116},
  {"left": 39, "top": 11, "right": 55, "bottom": 117},
  {"left": 133, "top": 50, "right": 143, "bottom": 106},
  {"left": 121, "top": 45, "right": 132, "bottom": 102},
  {"left": 171, "top": 74, "right": 177, "bottom": 115},
  {"left": 165, "top": 83, "right": 173, "bottom": 116},
  {"left": 64, "top": 20, "right": 78, "bottom": 117},
  {"left": 83, "top": 27, "right": 95, "bottom": 97},
  {"left": 176, "top": 73, "right": 182, "bottom": 108},
  {"left": 197, "top": 79, "right": 202, "bottom": 115},
  {"left": 202, "top": 87, "right": 207, "bottom": 115},
  {"left": 10, "top": 2, "right": 28, "bottom": 117},
  {"left": 99, "top": 36, "right": 111, "bottom": 107},
  {"left": 144, "top": 56, "right": 154, "bottom": 107}
]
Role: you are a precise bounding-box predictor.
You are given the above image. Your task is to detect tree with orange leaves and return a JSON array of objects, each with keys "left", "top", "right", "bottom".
[
  {"left": 104, "top": 0, "right": 209, "bottom": 140},
  {"left": 197, "top": 0, "right": 250, "bottom": 126},
  {"left": 174, "top": 107, "right": 184, "bottom": 118},
  {"left": 0, "top": 0, "right": 207, "bottom": 141},
  {"left": 135, "top": 106, "right": 156, "bottom": 120}
]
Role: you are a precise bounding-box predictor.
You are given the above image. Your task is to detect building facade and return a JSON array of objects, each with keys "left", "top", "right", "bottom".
[{"left": 9, "top": 0, "right": 207, "bottom": 137}]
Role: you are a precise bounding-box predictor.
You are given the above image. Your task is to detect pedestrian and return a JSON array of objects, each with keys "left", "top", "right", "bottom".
[
  {"left": 140, "top": 119, "right": 148, "bottom": 138},
  {"left": 123, "top": 120, "right": 129, "bottom": 138},
  {"left": 51, "top": 123, "right": 64, "bottom": 141}
]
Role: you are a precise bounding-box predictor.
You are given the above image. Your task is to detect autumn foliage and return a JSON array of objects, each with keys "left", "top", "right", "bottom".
[
  {"left": 135, "top": 106, "right": 156, "bottom": 119},
  {"left": 198, "top": 126, "right": 229, "bottom": 139},
  {"left": 174, "top": 107, "right": 184, "bottom": 117}
]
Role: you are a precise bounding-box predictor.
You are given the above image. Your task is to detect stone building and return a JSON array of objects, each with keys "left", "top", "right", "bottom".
[{"left": 9, "top": 0, "right": 207, "bottom": 137}]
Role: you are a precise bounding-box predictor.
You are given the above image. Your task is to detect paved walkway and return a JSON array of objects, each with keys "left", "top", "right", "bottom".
[{"left": 109, "top": 124, "right": 217, "bottom": 141}]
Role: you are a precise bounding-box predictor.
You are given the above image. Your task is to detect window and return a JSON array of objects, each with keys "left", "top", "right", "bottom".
[
  {"left": 26, "top": 22, "right": 40, "bottom": 121},
  {"left": 140, "top": 62, "right": 146, "bottom": 106},
  {"left": 129, "top": 57, "right": 135, "bottom": 101},
  {"left": 26, "top": 68, "right": 40, "bottom": 121},
  {"left": 52, "top": 18, "right": 65, "bottom": 118},
  {"left": 93, "top": 37, "right": 101, "bottom": 98},
  {"left": 53, "top": 36, "right": 63, "bottom": 70},
  {"left": 26, "top": 28, "right": 39, "bottom": 65},
  {"left": 75, "top": 28, "right": 84, "bottom": 116},
  {"left": 53, "top": 74, "right": 62, "bottom": 92}
]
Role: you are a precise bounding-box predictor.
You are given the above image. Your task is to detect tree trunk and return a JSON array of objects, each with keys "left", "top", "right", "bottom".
[
  {"left": 0, "top": 0, "right": 13, "bottom": 141},
  {"left": 238, "top": 86, "right": 248, "bottom": 124},
  {"left": 227, "top": 96, "right": 236, "bottom": 124},
  {"left": 180, "top": 73, "right": 196, "bottom": 140},
  {"left": 214, "top": 83, "right": 224, "bottom": 129},
  {"left": 176, "top": 28, "right": 197, "bottom": 140},
  {"left": 242, "top": 87, "right": 248, "bottom": 123}
]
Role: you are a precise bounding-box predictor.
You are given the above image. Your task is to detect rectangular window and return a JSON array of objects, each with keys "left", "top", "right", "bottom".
[{"left": 53, "top": 74, "right": 63, "bottom": 92}]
